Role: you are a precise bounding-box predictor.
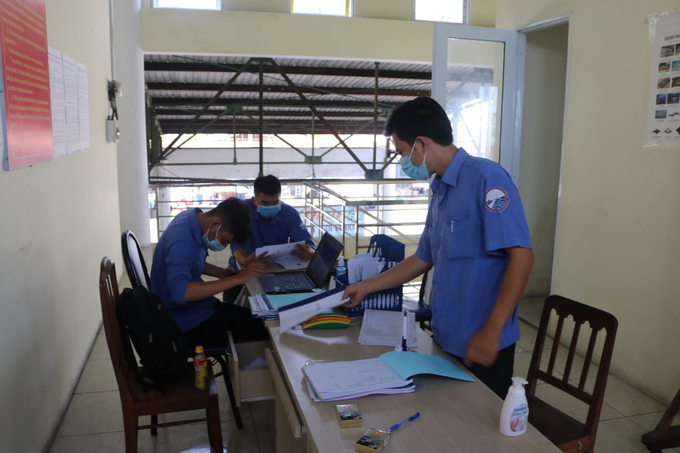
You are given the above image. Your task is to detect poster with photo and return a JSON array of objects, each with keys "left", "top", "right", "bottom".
[{"left": 646, "top": 12, "right": 680, "bottom": 147}]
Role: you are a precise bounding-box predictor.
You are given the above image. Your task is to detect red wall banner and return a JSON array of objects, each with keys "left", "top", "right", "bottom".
[{"left": 0, "top": 0, "right": 53, "bottom": 170}]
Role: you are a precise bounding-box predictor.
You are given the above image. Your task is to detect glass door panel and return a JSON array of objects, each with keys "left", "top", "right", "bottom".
[{"left": 433, "top": 25, "right": 525, "bottom": 182}]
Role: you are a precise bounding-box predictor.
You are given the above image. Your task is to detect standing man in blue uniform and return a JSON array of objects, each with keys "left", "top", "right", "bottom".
[
  {"left": 150, "top": 197, "right": 269, "bottom": 346},
  {"left": 343, "top": 97, "right": 534, "bottom": 398},
  {"left": 229, "top": 175, "right": 316, "bottom": 269}
]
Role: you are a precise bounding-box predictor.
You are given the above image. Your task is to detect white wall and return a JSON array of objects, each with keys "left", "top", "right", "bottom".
[
  {"left": 518, "top": 24, "right": 568, "bottom": 296},
  {"left": 0, "top": 1, "right": 121, "bottom": 451},
  {"left": 498, "top": 0, "right": 680, "bottom": 404}
]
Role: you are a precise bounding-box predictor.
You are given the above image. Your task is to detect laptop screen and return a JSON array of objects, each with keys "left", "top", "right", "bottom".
[{"left": 305, "top": 233, "right": 344, "bottom": 288}]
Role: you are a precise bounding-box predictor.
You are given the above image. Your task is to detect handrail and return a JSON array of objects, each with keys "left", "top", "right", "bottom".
[{"left": 302, "top": 181, "right": 428, "bottom": 256}]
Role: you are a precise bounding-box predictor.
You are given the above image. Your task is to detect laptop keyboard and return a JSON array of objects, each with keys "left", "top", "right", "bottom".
[{"left": 278, "top": 272, "right": 312, "bottom": 290}]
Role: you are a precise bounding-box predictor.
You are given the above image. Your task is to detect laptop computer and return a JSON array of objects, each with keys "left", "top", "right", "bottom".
[{"left": 260, "top": 232, "right": 344, "bottom": 294}]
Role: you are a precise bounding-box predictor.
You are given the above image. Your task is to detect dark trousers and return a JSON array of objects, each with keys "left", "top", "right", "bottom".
[
  {"left": 185, "top": 301, "right": 269, "bottom": 347},
  {"left": 453, "top": 343, "right": 516, "bottom": 400}
]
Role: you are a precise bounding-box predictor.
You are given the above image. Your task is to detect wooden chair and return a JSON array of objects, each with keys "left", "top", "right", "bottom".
[
  {"left": 641, "top": 386, "right": 680, "bottom": 452},
  {"left": 120, "top": 230, "right": 245, "bottom": 428},
  {"left": 99, "top": 257, "right": 223, "bottom": 452},
  {"left": 526, "top": 295, "right": 618, "bottom": 453}
]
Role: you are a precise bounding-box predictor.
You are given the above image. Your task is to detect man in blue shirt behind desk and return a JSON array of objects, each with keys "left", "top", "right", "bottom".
[
  {"left": 151, "top": 197, "right": 269, "bottom": 346},
  {"left": 229, "top": 174, "right": 316, "bottom": 269},
  {"left": 344, "top": 97, "right": 534, "bottom": 399}
]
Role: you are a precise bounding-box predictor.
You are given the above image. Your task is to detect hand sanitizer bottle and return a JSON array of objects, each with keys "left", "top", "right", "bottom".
[{"left": 499, "top": 377, "right": 529, "bottom": 436}]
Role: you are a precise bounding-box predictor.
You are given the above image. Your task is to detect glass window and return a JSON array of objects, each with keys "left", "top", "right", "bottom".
[
  {"left": 414, "top": 0, "right": 467, "bottom": 24},
  {"left": 154, "top": 0, "right": 221, "bottom": 10},
  {"left": 292, "top": 0, "right": 352, "bottom": 17}
]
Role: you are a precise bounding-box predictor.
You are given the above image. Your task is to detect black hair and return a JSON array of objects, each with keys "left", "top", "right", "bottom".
[
  {"left": 207, "top": 197, "right": 252, "bottom": 243},
  {"left": 383, "top": 97, "right": 453, "bottom": 147},
  {"left": 253, "top": 175, "right": 281, "bottom": 196}
]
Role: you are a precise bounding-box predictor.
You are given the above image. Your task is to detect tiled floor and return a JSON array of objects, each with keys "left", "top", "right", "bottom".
[{"left": 48, "top": 258, "right": 678, "bottom": 452}]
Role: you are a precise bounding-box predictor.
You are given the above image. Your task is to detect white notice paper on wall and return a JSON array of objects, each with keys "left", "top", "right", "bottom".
[
  {"left": 62, "top": 55, "right": 79, "bottom": 154},
  {"left": 48, "top": 48, "right": 67, "bottom": 158},
  {"left": 76, "top": 62, "right": 90, "bottom": 151}
]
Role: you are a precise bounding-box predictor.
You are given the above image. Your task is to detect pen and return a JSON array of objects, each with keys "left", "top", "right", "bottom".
[
  {"left": 388, "top": 412, "right": 420, "bottom": 433},
  {"left": 401, "top": 309, "right": 408, "bottom": 351}
]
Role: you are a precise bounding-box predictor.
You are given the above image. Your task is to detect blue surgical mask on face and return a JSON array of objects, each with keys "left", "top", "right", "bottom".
[
  {"left": 202, "top": 224, "right": 225, "bottom": 251},
  {"left": 400, "top": 141, "right": 429, "bottom": 180},
  {"left": 257, "top": 203, "right": 281, "bottom": 219}
]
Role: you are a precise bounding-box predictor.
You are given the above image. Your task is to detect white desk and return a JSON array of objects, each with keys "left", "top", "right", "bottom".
[{"left": 264, "top": 320, "right": 560, "bottom": 453}]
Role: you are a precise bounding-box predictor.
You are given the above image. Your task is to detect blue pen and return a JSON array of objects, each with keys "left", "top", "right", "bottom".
[
  {"left": 401, "top": 310, "right": 408, "bottom": 351},
  {"left": 388, "top": 412, "right": 420, "bottom": 433}
]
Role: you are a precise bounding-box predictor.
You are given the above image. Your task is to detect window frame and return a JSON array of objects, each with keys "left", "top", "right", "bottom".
[
  {"left": 412, "top": 0, "right": 469, "bottom": 25},
  {"left": 290, "top": 0, "right": 353, "bottom": 17},
  {"left": 152, "top": 0, "right": 222, "bottom": 10}
]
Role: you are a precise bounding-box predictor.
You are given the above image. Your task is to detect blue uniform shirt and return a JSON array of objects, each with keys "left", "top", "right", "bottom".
[
  {"left": 150, "top": 208, "right": 217, "bottom": 332},
  {"left": 416, "top": 148, "right": 532, "bottom": 357},
  {"left": 229, "top": 200, "right": 315, "bottom": 269}
]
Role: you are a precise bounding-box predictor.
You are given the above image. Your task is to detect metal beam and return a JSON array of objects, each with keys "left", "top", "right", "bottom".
[
  {"left": 144, "top": 60, "right": 432, "bottom": 80},
  {"left": 146, "top": 82, "right": 429, "bottom": 97}
]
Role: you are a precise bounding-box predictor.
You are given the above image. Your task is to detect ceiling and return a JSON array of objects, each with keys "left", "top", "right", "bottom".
[{"left": 144, "top": 54, "right": 433, "bottom": 137}]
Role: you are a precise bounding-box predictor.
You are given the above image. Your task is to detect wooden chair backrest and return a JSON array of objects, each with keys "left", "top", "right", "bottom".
[
  {"left": 99, "top": 257, "right": 139, "bottom": 404},
  {"left": 527, "top": 295, "right": 618, "bottom": 434}
]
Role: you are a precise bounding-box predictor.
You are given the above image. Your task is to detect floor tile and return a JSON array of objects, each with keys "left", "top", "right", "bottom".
[
  {"left": 249, "top": 399, "right": 276, "bottom": 452},
  {"left": 594, "top": 417, "right": 650, "bottom": 453},
  {"left": 154, "top": 419, "right": 260, "bottom": 453},
  {"left": 75, "top": 358, "right": 118, "bottom": 394},
  {"left": 629, "top": 411, "right": 680, "bottom": 432},
  {"left": 602, "top": 375, "right": 667, "bottom": 417},
  {"left": 532, "top": 382, "right": 624, "bottom": 422},
  {"left": 513, "top": 349, "right": 533, "bottom": 378},
  {"left": 57, "top": 391, "right": 125, "bottom": 436},
  {"left": 49, "top": 431, "right": 154, "bottom": 453},
  {"left": 516, "top": 320, "right": 554, "bottom": 353},
  {"left": 89, "top": 327, "right": 111, "bottom": 361}
]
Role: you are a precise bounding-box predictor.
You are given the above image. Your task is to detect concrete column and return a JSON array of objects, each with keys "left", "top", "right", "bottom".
[{"left": 113, "top": 0, "right": 151, "bottom": 245}]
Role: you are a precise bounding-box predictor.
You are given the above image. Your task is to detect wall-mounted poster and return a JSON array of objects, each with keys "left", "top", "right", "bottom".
[
  {"left": 0, "top": 0, "right": 53, "bottom": 169},
  {"left": 646, "top": 11, "right": 680, "bottom": 147}
]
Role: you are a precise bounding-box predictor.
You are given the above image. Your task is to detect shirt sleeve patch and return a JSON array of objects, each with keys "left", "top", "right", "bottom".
[{"left": 484, "top": 186, "right": 509, "bottom": 213}]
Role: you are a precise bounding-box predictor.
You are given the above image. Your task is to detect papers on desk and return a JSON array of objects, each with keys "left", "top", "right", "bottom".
[
  {"left": 303, "top": 357, "right": 415, "bottom": 402},
  {"left": 302, "top": 351, "right": 474, "bottom": 402},
  {"left": 358, "top": 309, "right": 418, "bottom": 349},
  {"left": 278, "top": 288, "right": 348, "bottom": 333},
  {"left": 249, "top": 291, "right": 325, "bottom": 320},
  {"left": 255, "top": 241, "right": 309, "bottom": 269}
]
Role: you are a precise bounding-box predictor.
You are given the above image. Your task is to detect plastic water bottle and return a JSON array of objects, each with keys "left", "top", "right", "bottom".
[
  {"left": 335, "top": 256, "right": 347, "bottom": 287},
  {"left": 193, "top": 345, "right": 207, "bottom": 390}
]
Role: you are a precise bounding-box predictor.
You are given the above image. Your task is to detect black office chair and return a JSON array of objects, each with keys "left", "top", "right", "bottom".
[
  {"left": 120, "top": 230, "right": 245, "bottom": 429},
  {"left": 401, "top": 270, "right": 432, "bottom": 331}
]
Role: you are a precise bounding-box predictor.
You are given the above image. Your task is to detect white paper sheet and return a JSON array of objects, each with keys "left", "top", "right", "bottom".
[
  {"left": 278, "top": 290, "right": 348, "bottom": 333},
  {"left": 48, "top": 48, "right": 67, "bottom": 158},
  {"left": 256, "top": 241, "right": 304, "bottom": 260},
  {"left": 358, "top": 309, "right": 417, "bottom": 349}
]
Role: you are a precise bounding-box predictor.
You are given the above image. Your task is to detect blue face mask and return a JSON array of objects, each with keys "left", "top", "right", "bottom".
[
  {"left": 400, "top": 141, "right": 429, "bottom": 180},
  {"left": 202, "top": 224, "right": 225, "bottom": 251},
  {"left": 257, "top": 203, "right": 281, "bottom": 219}
]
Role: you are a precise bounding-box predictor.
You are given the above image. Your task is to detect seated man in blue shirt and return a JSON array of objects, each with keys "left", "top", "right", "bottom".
[
  {"left": 150, "top": 197, "right": 269, "bottom": 346},
  {"left": 343, "top": 97, "right": 534, "bottom": 399},
  {"left": 229, "top": 175, "right": 316, "bottom": 270}
]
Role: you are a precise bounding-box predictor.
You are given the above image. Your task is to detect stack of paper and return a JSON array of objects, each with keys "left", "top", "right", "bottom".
[
  {"left": 302, "top": 351, "right": 474, "bottom": 403},
  {"left": 303, "top": 357, "right": 415, "bottom": 402},
  {"left": 248, "top": 288, "right": 349, "bottom": 332}
]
